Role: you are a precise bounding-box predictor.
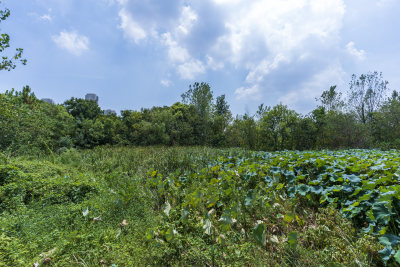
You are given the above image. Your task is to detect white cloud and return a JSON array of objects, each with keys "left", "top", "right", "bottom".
[
  {"left": 118, "top": 8, "right": 147, "bottom": 43},
  {"left": 52, "top": 31, "right": 89, "bottom": 56},
  {"left": 212, "top": 0, "right": 345, "bottom": 62},
  {"left": 206, "top": 55, "right": 224, "bottom": 70},
  {"left": 245, "top": 54, "right": 289, "bottom": 84},
  {"left": 113, "top": 0, "right": 347, "bottom": 86},
  {"left": 209, "top": 0, "right": 346, "bottom": 101},
  {"left": 177, "top": 59, "right": 205, "bottom": 80},
  {"left": 162, "top": 32, "right": 190, "bottom": 63},
  {"left": 161, "top": 80, "right": 172, "bottom": 87},
  {"left": 235, "top": 85, "right": 261, "bottom": 100},
  {"left": 114, "top": 2, "right": 204, "bottom": 80},
  {"left": 40, "top": 14, "right": 52, "bottom": 22},
  {"left": 177, "top": 6, "right": 198, "bottom": 36},
  {"left": 346, "top": 41, "right": 366, "bottom": 60}
]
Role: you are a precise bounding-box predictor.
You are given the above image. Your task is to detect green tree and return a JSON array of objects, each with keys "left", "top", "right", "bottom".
[
  {"left": 0, "top": 1, "right": 26, "bottom": 71},
  {"left": 371, "top": 90, "right": 400, "bottom": 148},
  {"left": 226, "top": 114, "right": 257, "bottom": 149},
  {"left": 211, "top": 95, "right": 232, "bottom": 147},
  {"left": 181, "top": 82, "right": 213, "bottom": 145},
  {"left": 258, "top": 104, "right": 299, "bottom": 150},
  {"left": 348, "top": 72, "right": 388, "bottom": 123},
  {"left": 317, "top": 85, "right": 344, "bottom": 112},
  {"left": 169, "top": 102, "right": 198, "bottom": 145},
  {"left": 63, "top": 97, "right": 103, "bottom": 120}
]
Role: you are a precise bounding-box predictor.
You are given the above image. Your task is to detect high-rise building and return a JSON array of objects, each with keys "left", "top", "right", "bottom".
[
  {"left": 104, "top": 109, "right": 116, "bottom": 115},
  {"left": 41, "top": 98, "right": 55, "bottom": 104},
  {"left": 85, "top": 93, "right": 99, "bottom": 103}
]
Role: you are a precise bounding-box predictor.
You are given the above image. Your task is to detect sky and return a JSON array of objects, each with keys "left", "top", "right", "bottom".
[{"left": 0, "top": 0, "right": 399, "bottom": 115}]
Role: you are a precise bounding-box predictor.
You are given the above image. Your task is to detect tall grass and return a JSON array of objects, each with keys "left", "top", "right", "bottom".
[{"left": 0, "top": 146, "right": 383, "bottom": 266}]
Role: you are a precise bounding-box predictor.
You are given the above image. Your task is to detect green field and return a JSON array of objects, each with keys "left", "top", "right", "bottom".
[{"left": 1, "top": 146, "right": 400, "bottom": 266}]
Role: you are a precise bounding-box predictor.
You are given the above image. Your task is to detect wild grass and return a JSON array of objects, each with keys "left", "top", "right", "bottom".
[{"left": 0, "top": 146, "right": 385, "bottom": 266}]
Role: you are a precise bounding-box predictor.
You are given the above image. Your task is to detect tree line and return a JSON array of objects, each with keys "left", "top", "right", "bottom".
[{"left": 1, "top": 72, "right": 400, "bottom": 155}]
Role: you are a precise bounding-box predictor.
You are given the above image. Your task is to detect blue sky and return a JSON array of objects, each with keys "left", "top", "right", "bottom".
[{"left": 0, "top": 0, "right": 399, "bottom": 115}]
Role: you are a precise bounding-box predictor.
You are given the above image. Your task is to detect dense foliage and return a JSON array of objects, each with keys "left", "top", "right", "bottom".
[
  {"left": 2, "top": 147, "right": 398, "bottom": 266},
  {"left": 1, "top": 72, "right": 400, "bottom": 155}
]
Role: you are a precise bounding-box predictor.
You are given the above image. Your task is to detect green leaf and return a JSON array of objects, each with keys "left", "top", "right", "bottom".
[
  {"left": 297, "top": 184, "right": 310, "bottom": 196},
  {"left": 284, "top": 212, "right": 295, "bottom": 223},
  {"left": 379, "top": 246, "right": 395, "bottom": 262},
  {"left": 165, "top": 227, "right": 176, "bottom": 242},
  {"left": 245, "top": 189, "right": 254, "bottom": 207},
  {"left": 343, "top": 174, "right": 361, "bottom": 183},
  {"left": 372, "top": 202, "right": 391, "bottom": 222},
  {"left": 379, "top": 235, "right": 400, "bottom": 247},
  {"left": 310, "top": 185, "right": 323, "bottom": 194},
  {"left": 394, "top": 250, "right": 400, "bottom": 264},
  {"left": 287, "top": 231, "right": 298, "bottom": 248},
  {"left": 276, "top": 183, "right": 284, "bottom": 190},
  {"left": 253, "top": 223, "right": 266, "bottom": 246}
]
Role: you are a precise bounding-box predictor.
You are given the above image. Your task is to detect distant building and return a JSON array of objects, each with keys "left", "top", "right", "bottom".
[
  {"left": 42, "top": 98, "right": 54, "bottom": 104},
  {"left": 85, "top": 93, "right": 99, "bottom": 103},
  {"left": 104, "top": 109, "right": 117, "bottom": 115}
]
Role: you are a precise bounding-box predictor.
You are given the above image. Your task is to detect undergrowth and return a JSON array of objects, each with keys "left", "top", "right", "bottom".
[{"left": 0, "top": 147, "right": 390, "bottom": 266}]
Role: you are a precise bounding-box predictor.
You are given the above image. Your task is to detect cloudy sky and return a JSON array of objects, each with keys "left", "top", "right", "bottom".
[{"left": 0, "top": 0, "right": 399, "bottom": 115}]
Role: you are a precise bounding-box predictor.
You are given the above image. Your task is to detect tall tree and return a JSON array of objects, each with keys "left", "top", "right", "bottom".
[
  {"left": 258, "top": 104, "right": 299, "bottom": 151},
  {"left": 317, "top": 85, "right": 343, "bottom": 112},
  {"left": 63, "top": 97, "right": 103, "bottom": 120},
  {"left": 181, "top": 82, "right": 214, "bottom": 144},
  {"left": 348, "top": 72, "right": 388, "bottom": 123},
  {"left": 0, "top": 1, "right": 26, "bottom": 71},
  {"left": 211, "top": 95, "right": 232, "bottom": 147}
]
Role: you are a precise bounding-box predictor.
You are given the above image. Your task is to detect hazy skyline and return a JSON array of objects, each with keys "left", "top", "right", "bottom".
[{"left": 1, "top": 0, "right": 399, "bottom": 115}]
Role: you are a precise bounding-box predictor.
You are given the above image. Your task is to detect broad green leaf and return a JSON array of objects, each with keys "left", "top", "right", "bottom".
[
  {"left": 284, "top": 212, "right": 295, "bottom": 223},
  {"left": 343, "top": 174, "right": 361, "bottom": 183},
  {"left": 394, "top": 250, "right": 400, "bottom": 264},
  {"left": 165, "top": 227, "right": 176, "bottom": 242},
  {"left": 253, "top": 223, "right": 266, "bottom": 246},
  {"left": 379, "top": 246, "right": 395, "bottom": 262},
  {"left": 310, "top": 185, "right": 323, "bottom": 194},
  {"left": 372, "top": 202, "right": 391, "bottom": 222},
  {"left": 297, "top": 184, "right": 309, "bottom": 196},
  {"left": 287, "top": 231, "right": 298, "bottom": 248},
  {"left": 379, "top": 235, "right": 400, "bottom": 247},
  {"left": 245, "top": 189, "right": 254, "bottom": 207}
]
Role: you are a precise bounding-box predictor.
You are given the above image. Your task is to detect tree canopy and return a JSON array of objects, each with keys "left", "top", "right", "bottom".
[{"left": 0, "top": 1, "right": 26, "bottom": 71}]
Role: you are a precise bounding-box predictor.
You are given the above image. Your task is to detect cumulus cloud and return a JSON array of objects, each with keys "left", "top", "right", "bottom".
[
  {"left": 346, "top": 41, "right": 365, "bottom": 60},
  {"left": 161, "top": 80, "right": 172, "bottom": 87},
  {"left": 210, "top": 0, "right": 346, "bottom": 101},
  {"left": 177, "top": 6, "right": 198, "bottom": 36},
  {"left": 52, "top": 31, "right": 89, "bottom": 56},
  {"left": 245, "top": 54, "right": 289, "bottom": 84},
  {"left": 235, "top": 85, "right": 261, "bottom": 100},
  {"left": 162, "top": 32, "right": 190, "bottom": 63},
  {"left": 118, "top": 8, "right": 147, "bottom": 43},
  {"left": 177, "top": 59, "right": 205, "bottom": 80},
  {"left": 113, "top": 0, "right": 348, "bottom": 98}
]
